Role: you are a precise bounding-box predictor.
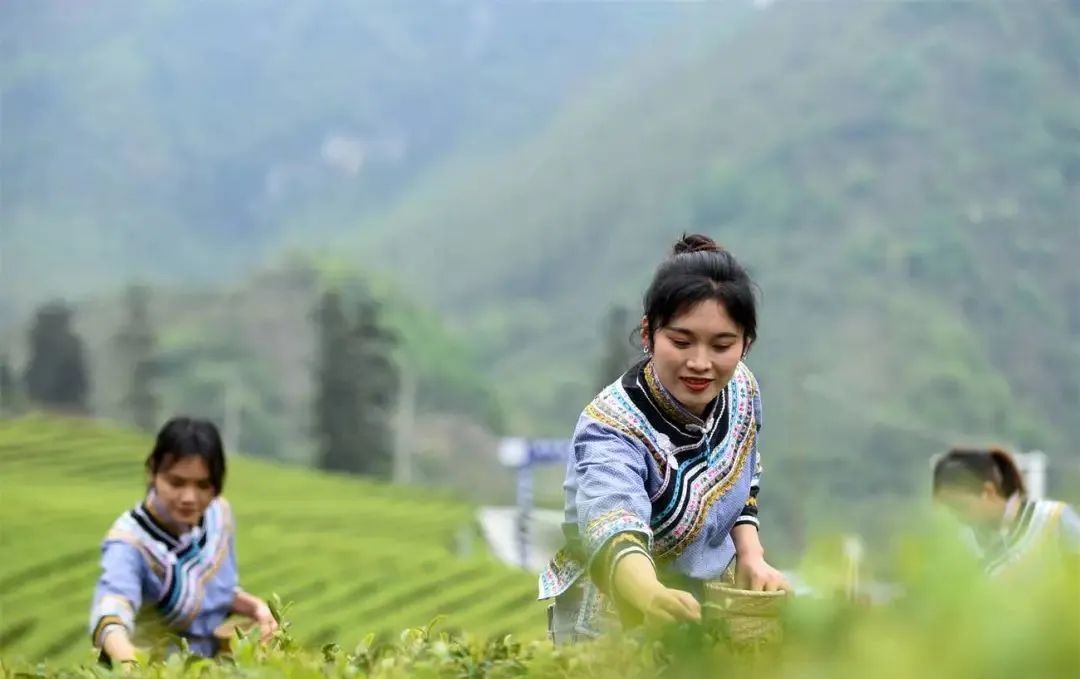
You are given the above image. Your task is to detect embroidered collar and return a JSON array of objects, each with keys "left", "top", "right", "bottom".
[
  {"left": 140, "top": 490, "right": 205, "bottom": 550},
  {"left": 977, "top": 493, "right": 1032, "bottom": 559},
  {"left": 997, "top": 493, "right": 1025, "bottom": 537}
]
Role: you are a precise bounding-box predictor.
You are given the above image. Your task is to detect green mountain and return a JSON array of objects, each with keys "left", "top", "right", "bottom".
[
  {"left": 340, "top": 1, "right": 1080, "bottom": 544},
  {"left": 0, "top": 0, "right": 739, "bottom": 314}
]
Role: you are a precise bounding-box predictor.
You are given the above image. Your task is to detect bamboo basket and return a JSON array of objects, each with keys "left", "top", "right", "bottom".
[{"left": 704, "top": 582, "right": 787, "bottom": 649}]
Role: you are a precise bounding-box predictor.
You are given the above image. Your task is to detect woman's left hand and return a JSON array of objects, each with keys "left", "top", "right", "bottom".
[
  {"left": 735, "top": 554, "right": 790, "bottom": 592},
  {"left": 253, "top": 602, "right": 279, "bottom": 641}
]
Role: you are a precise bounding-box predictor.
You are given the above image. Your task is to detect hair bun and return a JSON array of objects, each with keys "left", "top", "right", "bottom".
[{"left": 673, "top": 233, "right": 721, "bottom": 255}]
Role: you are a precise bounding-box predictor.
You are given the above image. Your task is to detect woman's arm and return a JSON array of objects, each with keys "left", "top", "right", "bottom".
[
  {"left": 732, "top": 523, "right": 765, "bottom": 560},
  {"left": 732, "top": 515, "right": 788, "bottom": 592},
  {"left": 89, "top": 541, "right": 145, "bottom": 664},
  {"left": 223, "top": 500, "right": 278, "bottom": 641},
  {"left": 731, "top": 382, "right": 788, "bottom": 592},
  {"left": 573, "top": 422, "right": 700, "bottom": 623}
]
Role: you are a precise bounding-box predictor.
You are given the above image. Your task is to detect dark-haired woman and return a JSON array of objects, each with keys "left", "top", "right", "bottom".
[
  {"left": 88, "top": 417, "right": 277, "bottom": 666},
  {"left": 932, "top": 447, "right": 1080, "bottom": 580},
  {"left": 539, "top": 234, "right": 789, "bottom": 644}
]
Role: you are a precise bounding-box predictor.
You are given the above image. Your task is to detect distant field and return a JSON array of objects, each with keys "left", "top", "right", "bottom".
[{"left": 0, "top": 414, "right": 545, "bottom": 665}]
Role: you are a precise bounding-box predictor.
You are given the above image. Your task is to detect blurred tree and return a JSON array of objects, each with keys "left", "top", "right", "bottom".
[
  {"left": 115, "top": 284, "right": 159, "bottom": 431},
  {"left": 314, "top": 289, "right": 360, "bottom": 474},
  {"left": 352, "top": 293, "right": 400, "bottom": 479},
  {"left": 23, "top": 301, "right": 91, "bottom": 413},
  {"left": 313, "top": 286, "right": 400, "bottom": 479},
  {"left": 595, "top": 304, "right": 638, "bottom": 395}
]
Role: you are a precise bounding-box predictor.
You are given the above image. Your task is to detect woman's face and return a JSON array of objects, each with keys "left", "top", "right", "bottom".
[
  {"left": 934, "top": 482, "right": 1004, "bottom": 528},
  {"left": 151, "top": 455, "right": 215, "bottom": 526},
  {"left": 643, "top": 299, "right": 746, "bottom": 416}
]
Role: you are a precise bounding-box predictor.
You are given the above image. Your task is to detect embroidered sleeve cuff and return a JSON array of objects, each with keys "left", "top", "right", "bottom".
[
  {"left": 736, "top": 482, "right": 760, "bottom": 528},
  {"left": 584, "top": 509, "right": 652, "bottom": 561},
  {"left": 733, "top": 515, "right": 760, "bottom": 530},
  {"left": 590, "top": 531, "right": 652, "bottom": 595},
  {"left": 606, "top": 534, "right": 652, "bottom": 593},
  {"left": 736, "top": 494, "right": 759, "bottom": 530},
  {"left": 91, "top": 616, "right": 128, "bottom": 648},
  {"left": 734, "top": 498, "right": 760, "bottom": 528},
  {"left": 89, "top": 594, "right": 136, "bottom": 647}
]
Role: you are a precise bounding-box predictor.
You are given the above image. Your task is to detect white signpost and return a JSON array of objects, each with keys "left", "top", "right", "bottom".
[
  {"left": 1014, "top": 450, "right": 1047, "bottom": 499},
  {"left": 498, "top": 438, "right": 572, "bottom": 568}
]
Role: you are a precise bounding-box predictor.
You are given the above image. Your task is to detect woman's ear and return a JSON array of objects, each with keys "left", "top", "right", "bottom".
[
  {"left": 640, "top": 316, "right": 651, "bottom": 354},
  {"left": 981, "top": 480, "right": 999, "bottom": 500}
]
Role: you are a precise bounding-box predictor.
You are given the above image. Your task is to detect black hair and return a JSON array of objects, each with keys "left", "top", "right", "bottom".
[
  {"left": 642, "top": 233, "right": 758, "bottom": 349},
  {"left": 145, "top": 416, "right": 227, "bottom": 494},
  {"left": 932, "top": 447, "right": 1026, "bottom": 499}
]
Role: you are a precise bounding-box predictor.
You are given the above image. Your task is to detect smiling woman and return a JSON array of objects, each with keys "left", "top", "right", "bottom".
[
  {"left": 538, "top": 234, "right": 789, "bottom": 645},
  {"left": 87, "top": 417, "right": 278, "bottom": 667}
]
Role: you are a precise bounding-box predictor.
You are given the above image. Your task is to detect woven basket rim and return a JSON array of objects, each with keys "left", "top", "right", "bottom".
[{"left": 705, "top": 583, "right": 789, "bottom": 599}]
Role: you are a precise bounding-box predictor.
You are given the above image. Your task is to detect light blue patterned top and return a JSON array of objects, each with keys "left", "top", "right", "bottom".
[{"left": 88, "top": 492, "right": 240, "bottom": 658}]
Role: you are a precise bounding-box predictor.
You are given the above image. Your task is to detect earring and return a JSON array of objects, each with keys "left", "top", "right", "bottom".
[{"left": 643, "top": 346, "right": 651, "bottom": 357}]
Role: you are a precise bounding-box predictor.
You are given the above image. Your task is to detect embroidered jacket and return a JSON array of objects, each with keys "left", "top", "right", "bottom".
[{"left": 88, "top": 493, "right": 240, "bottom": 658}]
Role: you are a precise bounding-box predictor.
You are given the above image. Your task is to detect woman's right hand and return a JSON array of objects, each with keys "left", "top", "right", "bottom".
[
  {"left": 612, "top": 552, "right": 701, "bottom": 624},
  {"left": 101, "top": 627, "right": 138, "bottom": 667}
]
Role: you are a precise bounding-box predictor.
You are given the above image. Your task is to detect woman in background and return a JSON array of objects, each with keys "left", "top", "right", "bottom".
[
  {"left": 932, "top": 446, "right": 1080, "bottom": 580},
  {"left": 89, "top": 416, "right": 277, "bottom": 667}
]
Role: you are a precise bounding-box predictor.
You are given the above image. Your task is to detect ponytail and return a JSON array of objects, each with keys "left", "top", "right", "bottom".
[
  {"left": 932, "top": 447, "right": 1027, "bottom": 499},
  {"left": 988, "top": 447, "right": 1026, "bottom": 498}
]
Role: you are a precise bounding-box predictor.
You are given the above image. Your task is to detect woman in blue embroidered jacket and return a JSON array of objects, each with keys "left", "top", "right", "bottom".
[
  {"left": 932, "top": 447, "right": 1080, "bottom": 580},
  {"left": 539, "top": 234, "right": 789, "bottom": 643},
  {"left": 88, "top": 417, "right": 277, "bottom": 666}
]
